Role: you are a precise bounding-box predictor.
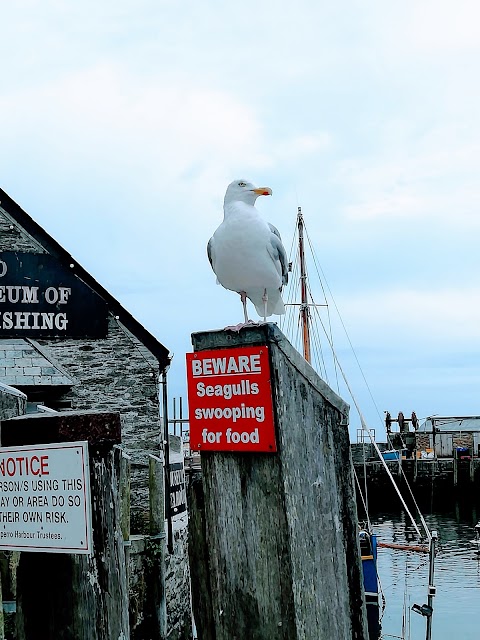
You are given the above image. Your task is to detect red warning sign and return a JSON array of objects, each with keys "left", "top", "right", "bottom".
[{"left": 186, "top": 346, "right": 277, "bottom": 452}]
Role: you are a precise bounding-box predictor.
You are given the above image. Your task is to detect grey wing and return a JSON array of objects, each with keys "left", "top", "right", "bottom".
[
  {"left": 207, "top": 237, "right": 214, "bottom": 269},
  {"left": 207, "top": 236, "right": 221, "bottom": 284},
  {"left": 268, "top": 223, "right": 282, "bottom": 241},
  {"left": 267, "top": 225, "right": 289, "bottom": 287}
]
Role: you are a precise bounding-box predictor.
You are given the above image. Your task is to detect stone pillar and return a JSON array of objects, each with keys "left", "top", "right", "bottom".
[{"left": 188, "top": 323, "right": 368, "bottom": 640}]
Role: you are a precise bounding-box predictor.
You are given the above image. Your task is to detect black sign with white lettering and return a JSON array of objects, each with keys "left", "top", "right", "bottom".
[
  {"left": 0, "top": 252, "right": 108, "bottom": 338},
  {"left": 168, "top": 461, "right": 187, "bottom": 516}
]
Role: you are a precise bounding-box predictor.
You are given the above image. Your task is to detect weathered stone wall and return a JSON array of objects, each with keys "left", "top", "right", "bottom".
[
  {"left": 416, "top": 434, "right": 431, "bottom": 451},
  {"left": 36, "top": 320, "right": 162, "bottom": 525},
  {"left": 0, "top": 383, "right": 27, "bottom": 420},
  {"left": 165, "top": 528, "right": 192, "bottom": 640},
  {"left": 0, "top": 205, "right": 191, "bottom": 638},
  {"left": 0, "top": 205, "right": 162, "bottom": 523},
  {"left": 0, "top": 206, "right": 48, "bottom": 253},
  {"left": 128, "top": 527, "right": 192, "bottom": 640},
  {"left": 453, "top": 433, "right": 473, "bottom": 450}
]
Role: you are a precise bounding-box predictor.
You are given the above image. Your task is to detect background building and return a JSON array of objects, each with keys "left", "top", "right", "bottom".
[{"left": 0, "top": 188, "right": 191, "bottom": 638}]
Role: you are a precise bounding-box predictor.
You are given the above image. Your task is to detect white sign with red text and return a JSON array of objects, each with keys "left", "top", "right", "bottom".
[{"left": 0, "top": 441, "right": 92, "bottom": 554}]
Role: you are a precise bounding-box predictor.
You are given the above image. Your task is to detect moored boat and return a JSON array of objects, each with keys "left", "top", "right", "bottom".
[{"left": 359, "top": 528, "right": 381, "bottom": 639}]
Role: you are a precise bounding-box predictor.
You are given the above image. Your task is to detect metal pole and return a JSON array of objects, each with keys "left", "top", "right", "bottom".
[
  {"left": 425, "top": 530, "right": 437, "bottom": 640},
  {"left": 173, "top": 397, "right": 177, "bottom": 436},
  {"left": 162, "top": 370, "right": 174, "bottom": 554},
  {"left": 180, "top": 396, "right": 183, "bottom": 442}
]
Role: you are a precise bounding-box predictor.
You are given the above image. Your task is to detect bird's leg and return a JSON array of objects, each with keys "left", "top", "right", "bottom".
[
  {"left": 223, "top": 292, "right": 258, "bottom": 332},
  {"left": 240, "top": 291, "right": 249, "bottom": 323},
  {"left": 262, "top": 288, "right": 268, "bottom": 322}
]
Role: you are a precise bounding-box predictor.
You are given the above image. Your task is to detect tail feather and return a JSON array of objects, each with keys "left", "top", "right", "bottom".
[{"left": 250, "top": 289, "right": 285, "bottom": 318}]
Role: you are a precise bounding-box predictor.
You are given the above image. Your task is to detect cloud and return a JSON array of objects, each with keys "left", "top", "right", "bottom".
[
  {"left": 409, "top": 0, "right": 480, "bottom": 52},
  {"left": 334, "top": 286, "right": 480, "bottom": 347},
  {"left": 336, "top": 119, "right": 480, "bottom": 225},
  {"left": 0, "top": 64, "right": 268, "bottom": 181}
]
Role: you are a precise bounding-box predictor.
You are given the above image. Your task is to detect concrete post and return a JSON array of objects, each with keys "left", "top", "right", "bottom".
[{"left": 188, "top": 323, "right": 368, "bottom": 640}]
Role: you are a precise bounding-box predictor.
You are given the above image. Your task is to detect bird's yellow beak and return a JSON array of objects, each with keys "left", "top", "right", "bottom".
[{"left": 252, "top": 187, "right": 272, "bottom": 196}]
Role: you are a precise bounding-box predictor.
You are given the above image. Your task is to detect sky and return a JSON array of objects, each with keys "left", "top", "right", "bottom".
[{"left": 1, "top": 0, "right": 480, "bottom": 440}]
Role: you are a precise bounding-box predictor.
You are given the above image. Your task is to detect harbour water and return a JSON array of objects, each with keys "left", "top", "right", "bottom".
[{"left": 370, "top": 502, "right": 480, "bottom": 640}]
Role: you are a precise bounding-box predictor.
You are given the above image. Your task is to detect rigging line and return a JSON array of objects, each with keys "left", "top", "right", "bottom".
[
  {"left": 395, "top": 464, "right": 431, "bottom": 540},
  {"left": 287, "top": 219, "right": 298, "bottom": 265},
  {"left": 309, "top": 315, "right": 329, "bottom": 382},
  {"left": 371, "top": 546, "right": 387, "bottom": 622},
  {"left": 289, "top": 260, "right": 301, "bottom": 309},
  {"left": 280, "top": 227, "right": 299, "bottom": 335},
  {"left": 310, "top": 314, "right": 426, "bottom": 540},
  {"left": 282, "top": 258, "right": 301, "bottom": 335},
  {"left": 308, "top": 295, "right": 339, "bottom": 392},
  {"left": 288, "top": 264, "right": 303, "bottom": 348},
  {"left": 294, "top": 313, "right": 303, "bottom": 356},
  {"left": 362, "top": 433, "right": 369, "bottom": 525},
  {"left": 376, "top": 566, "right": 387, "bottom": 620},
  {"left": 303, "top": 227, "right": 384, "bottom": 429},
  {"left": 325, "top": 302, "right": 340, "bottom": 393},
  {"left": 304, "top": 249, "right": 341, "bottom": 392},
  {"left": 353, "top": 465, "right": 370, "bottom": 529},
  {"left": 306, "top": 280, "right": 330, "bottom": 378}
]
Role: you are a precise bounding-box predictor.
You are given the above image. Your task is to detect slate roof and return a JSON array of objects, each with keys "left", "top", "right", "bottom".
[
  {"left": 0, "top": 187, "right": 171, "bottom": 370},
  {"left": 0, "top": 338, "right": 75, "bottom": 386},
  {"left": 418, "top": 416, "right": 480, "bottom": 433}
]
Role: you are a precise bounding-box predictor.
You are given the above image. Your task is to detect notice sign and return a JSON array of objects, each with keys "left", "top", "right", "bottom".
[
  {"left": 186, "top": 346, "right": 277, "bottom": 452},
  {"left": 0, "top": 441, "right": 92, "bottom": 554},
  {"left": 168, "top": 461, "right": 187, "bottom": 517}
]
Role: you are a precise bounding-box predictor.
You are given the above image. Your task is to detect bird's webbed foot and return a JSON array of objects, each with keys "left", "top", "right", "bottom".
[{"left": 224, "top": 320, "right": 260, "bottom": 332}]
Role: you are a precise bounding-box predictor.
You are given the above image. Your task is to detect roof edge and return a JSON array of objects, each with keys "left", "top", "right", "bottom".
[{"left": 0, "top": 188, "right": 171, "bottom": 370}]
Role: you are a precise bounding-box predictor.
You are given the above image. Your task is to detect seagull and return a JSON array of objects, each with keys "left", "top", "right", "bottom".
[{"left": 207, "top": 179, "right": 289, "bottom": 325}]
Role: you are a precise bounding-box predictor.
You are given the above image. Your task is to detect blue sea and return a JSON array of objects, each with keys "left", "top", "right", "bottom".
[{"left": 370, "top": 505, "right": 480, "bottom": 640}]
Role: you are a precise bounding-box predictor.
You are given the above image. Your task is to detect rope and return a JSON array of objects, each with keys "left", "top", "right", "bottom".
[
  {"left": 353, "top": 465, "right": 370, "bottom": 528},
  {"left": 283, "top": 212, "right": 431, "bottom": 542},
  {"left": 304, "top": 226, "right": 385, "bottom": 429},
  {"left": 313, "top": 316, "right": 426, "bottom": 540}
]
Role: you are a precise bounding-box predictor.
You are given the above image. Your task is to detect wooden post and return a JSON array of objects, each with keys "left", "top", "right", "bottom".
[
  {"left": 0, "top": 571, "right": 4, "bottom": 640},
  {"left": 187, "top": 472, "right": 214, "bottom": 640},
  {"left": 118, "top": 447, "right": 131, "bottom": 591},
  {"left": 143, "top": 454, "right": 167, "bottom": 639},
  {"left": 1, "top": 410, "right": 129, "bottom": 640},
  {"left": 188, "top": 324, "right": 368, "bottom": 640}
]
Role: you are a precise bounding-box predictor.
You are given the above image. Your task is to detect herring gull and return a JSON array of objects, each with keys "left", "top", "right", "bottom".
[{"left": 207, "top": 179, "right": 289, "bottom": 324}]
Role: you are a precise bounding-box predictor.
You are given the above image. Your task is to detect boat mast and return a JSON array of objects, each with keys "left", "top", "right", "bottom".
[{"left": 297, "top": 207, "right": 311, "bottom": 364}]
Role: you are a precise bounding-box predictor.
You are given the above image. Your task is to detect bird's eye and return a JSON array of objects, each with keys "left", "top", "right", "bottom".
[{"left": 238, "top": 182, "right": 246, "bottom": 187}]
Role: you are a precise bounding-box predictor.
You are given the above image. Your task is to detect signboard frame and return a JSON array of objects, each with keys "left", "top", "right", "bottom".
[
  {"left": 0, "top": 251, "right": 108, "bottom": 338},
  {"left": 186, "top": 345, "right": 277, "bottom": 453},
  {"left": 0, "top": 441, "right": 93, "bottom": 554}
]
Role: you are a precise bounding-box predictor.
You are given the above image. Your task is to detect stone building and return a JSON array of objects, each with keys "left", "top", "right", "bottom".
[
  {"left": 0, "top": 188, "right": 191, "bottom": 638},
  {"left": 416, "top": 415, "right": 480, "bottom": 458},
  {"left": 0, "top": 187, "right": 170, "bottom": 513}
]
